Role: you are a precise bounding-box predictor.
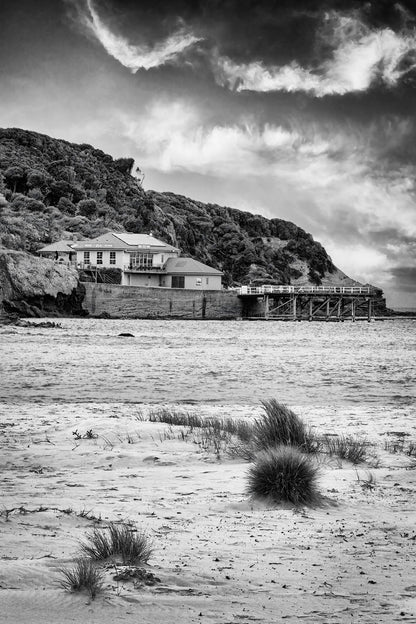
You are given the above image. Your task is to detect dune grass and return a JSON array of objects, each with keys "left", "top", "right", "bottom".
[
  {"left": 322, "top": 434, "right": 368, "bottom": 464},
  {"left": 147, "top": 406, "right": 253, "bottom": 457},
  {"left": 145, "top": 402, "right": 370, "bottom": 465},
  {"left": 58, "top": 558, "right": 104, "bottom": 599},
  {"left": 80, "top": 522, "right": 153, "bottom": 565},
  {"left": 251, "top": 400, "right": 318, "bottom": 453},
  {"left": 247, "top": 446, "right": 320, "bottom": 506}
]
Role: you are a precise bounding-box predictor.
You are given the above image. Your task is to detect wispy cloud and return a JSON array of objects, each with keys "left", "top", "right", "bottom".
[
  {"left": 73, "top": 0, "right": 201, "bottom": 72},
  {"left": 213, "top": 11, "right": 416, "bottom": 96}
]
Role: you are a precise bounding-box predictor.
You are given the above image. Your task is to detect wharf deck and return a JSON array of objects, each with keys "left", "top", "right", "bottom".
[{"left": 238, "top": 285, "right": 378, "bottom": 321}]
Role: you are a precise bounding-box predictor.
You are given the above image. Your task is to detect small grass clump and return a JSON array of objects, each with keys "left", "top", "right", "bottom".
[
  {"left": 80, "top": 522, "right": 152, "bottom": 565},
  {"left": 252, "top": 400, "right": 310, "bottom": 451},
  {"left": 148, "top": 406, "right": 255, "bottom": 458},
  {"left": 323, "top": 434, "right": 368, "bottom": 464},
  {"left": 407, "top": 442, "right": 416, "bottom": 457},
  {"left": 58, "top": 558, "right": 104, "bottom": 599},
  {"left": 247, "top": 446, "right": 320, "bottom": 506},
  {"left": 148, "top": 407, "right": 203, "bottom": 428}
]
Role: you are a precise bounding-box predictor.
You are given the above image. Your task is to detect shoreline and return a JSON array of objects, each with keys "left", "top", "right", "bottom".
[{"left": 2, "top": 314, "right": 416, "bottom": 325}]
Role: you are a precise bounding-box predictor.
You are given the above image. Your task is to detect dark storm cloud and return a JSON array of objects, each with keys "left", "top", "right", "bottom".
[
  {"left": 390, "top": 266, "right": 416, "bottom": 292},
  {"left": 367, "top": 228, "right": 416, "bottom": 247},
  {"left": 67, "top": 0, "right": 416, "bottom": 98}
]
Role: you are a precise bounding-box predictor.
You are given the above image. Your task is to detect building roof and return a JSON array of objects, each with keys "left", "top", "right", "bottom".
[
  {"left": 72, "top": 232, "right": 178, "bottom": 252},
  {"left": 38, "top": 240, "right": 77, "bottom": 253},
  {"left": 165, "top": 257, "right": 223, "bottom": 275}
]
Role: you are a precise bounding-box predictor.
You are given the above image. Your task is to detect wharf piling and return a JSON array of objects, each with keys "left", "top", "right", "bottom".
[{"left": 238, "top": 285, "right": 378, "bottom": 321}]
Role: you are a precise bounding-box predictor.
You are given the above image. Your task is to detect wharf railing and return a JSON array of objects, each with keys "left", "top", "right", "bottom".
[
  {"left": 238, "top": 285, "right": 373, "bottom": 295},
  {"left": 237, "top": 284, "right": 378, "bottom": 321}
]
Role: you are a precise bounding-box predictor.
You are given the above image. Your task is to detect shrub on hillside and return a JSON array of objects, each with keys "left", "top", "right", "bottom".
[
  {"left": 247, "top": 446, "right": 320, "bottom": 506},
  {"left": 57, "top": 196, "right": 76, "bottom": 215},
  {"left": 27, "top": 187, "right": 44, "bottom": 201}
]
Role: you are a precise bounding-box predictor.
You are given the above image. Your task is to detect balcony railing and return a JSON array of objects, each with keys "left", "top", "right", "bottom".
[{"left": 124, "top": 264, "right": 166, "bottom": 273}]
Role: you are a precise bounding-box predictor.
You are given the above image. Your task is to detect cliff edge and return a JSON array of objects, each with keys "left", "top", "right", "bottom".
[{"left": 0, "top": 250, "right": 85, "bottom": 318}]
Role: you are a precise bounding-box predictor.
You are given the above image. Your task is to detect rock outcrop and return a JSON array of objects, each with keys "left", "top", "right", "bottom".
[{"left": 0, "top": 250, "right": 85, "bottom": 318}]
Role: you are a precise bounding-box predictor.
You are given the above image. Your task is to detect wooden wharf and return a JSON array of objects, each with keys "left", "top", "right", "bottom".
[{"left": 238, "top": 285, "right": 378, "bottom": 321}]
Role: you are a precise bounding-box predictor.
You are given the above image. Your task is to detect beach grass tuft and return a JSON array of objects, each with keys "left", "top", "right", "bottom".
[
  {"left": 247, "top": 446, "right": 320, "bottom": 506},
  {"left": 148, "top": 407, "right": 203, "bottom": 428},
  {"left": 252, "top": 400, "right": 310, "bottom": 451},
  {"left": 80, "top": 522, "right": 152, "bottom": 565},
  {"left": 58, "top": 558, "right": 104, "bottom": 599},
  {"left": 322, "top": 434, "right": 368, "bottom": 464},
  {"left": 147, "top": 406, "right": 254, "bottom": 458}
]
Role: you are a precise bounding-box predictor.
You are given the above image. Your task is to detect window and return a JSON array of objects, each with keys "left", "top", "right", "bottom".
[
  {"left": 97, "top": 251, "right": 103, "bottom": 265},
  {"left": 172, "top": 276, "right": 185, "bottom": 288},
  {"left": 129, "top": 252, "right": 153, "bottom": 268},
  {"left": 83, "top": 251, "right": 90, "bottom": 264},
  {"left": 206, "top": 278, "right": 209, "bottom": 285},
  {"left": 110, "top": 251, "right": 116, "bottom": 265},
  {"left": 196, "top": 277, "right": 202, "bottom": 286}
]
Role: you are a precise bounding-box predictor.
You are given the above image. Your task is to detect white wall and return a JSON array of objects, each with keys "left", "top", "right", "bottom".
[
  {"left": 164, "top": 274, "right": 222, "bottom": 290},
  {"left": 122, "top": 273, "right": 162, "bottom": 287},
  {"left": 76, "top": 250, "right": 124, "bottom": 268}
]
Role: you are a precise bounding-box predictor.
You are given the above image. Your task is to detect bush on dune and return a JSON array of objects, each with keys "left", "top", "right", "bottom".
[
  {"left": 80, "top": 522, "right": 152, "bottom": 565},
  {"left": 58, "top": 558, "right": 104, "bottom": 599},
  {"left": 247, "top": 445, "right": 320, "bottom": 506},
  {"left": 252, "top": 399, "right": 310, "bottom": 451}
]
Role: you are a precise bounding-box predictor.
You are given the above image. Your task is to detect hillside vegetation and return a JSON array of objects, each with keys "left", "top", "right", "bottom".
[{"left": 0, "top": 127, "right": 336, "bottom": 286}]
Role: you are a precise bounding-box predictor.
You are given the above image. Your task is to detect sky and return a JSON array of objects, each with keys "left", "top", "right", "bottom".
[{"left": 1, "top": 0, "right": 416, "bottom": 307}]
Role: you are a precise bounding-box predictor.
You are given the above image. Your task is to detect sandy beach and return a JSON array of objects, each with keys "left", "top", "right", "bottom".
[{"left": 1, "top": 401, "right": 415, "bottom": 624}]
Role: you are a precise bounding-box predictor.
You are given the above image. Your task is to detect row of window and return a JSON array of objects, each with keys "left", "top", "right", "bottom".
[
  {"left": 129, "top": 252, "right": 157, "bottom": 268},
  {"left": 83, "top": 251, "right": 117, "bottom": 265},
  {"left": 82, "top": 252, "right": 162, "bottom": 267}
]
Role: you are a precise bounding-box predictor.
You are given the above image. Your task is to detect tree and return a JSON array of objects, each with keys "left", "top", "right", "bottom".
[
  {"left": 124, "top": 217, "right": 144, "bottom": 232},
  {"left": 48, "top": 179, "right": 74, "bottom": 204},
  {"left": 97, "top": 203, "right": 117, "bottom": 227},
  {"left": 57, "top": 196, "right": 76, "bottom": 215},
  {"left": 114, "top": 157, "right": 134, "bottom": 175},
  {"left": 4, "top": 166, "right": 25, "bottom": 193},
  {"left": 77, "top": 198, "right": 97, "bottom": 218},
  {"left": 26, "top": 169, "right": 46, "bottom": 188}
]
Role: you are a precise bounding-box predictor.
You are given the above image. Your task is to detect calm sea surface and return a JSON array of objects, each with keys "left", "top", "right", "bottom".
[{"left": 1, "top": 318, "right": 415, "bottom": 407}]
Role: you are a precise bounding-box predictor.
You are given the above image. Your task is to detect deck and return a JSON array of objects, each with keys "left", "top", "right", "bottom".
[
  {"left": 238, "top": 285, "right": 378, "bottom": 321},
  {"left": 238, "top": 285, "right": 373, "bottom": 296}
]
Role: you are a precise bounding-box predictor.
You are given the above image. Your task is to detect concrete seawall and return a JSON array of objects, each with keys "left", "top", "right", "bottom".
[{"left": 82, "top": 283, "right": 243, "bottom": 319}]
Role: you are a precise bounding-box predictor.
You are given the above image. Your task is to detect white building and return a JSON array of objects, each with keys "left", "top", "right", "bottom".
[
  {"left": 38, "top": 240, "right": 78, "bottom": 263},
  {"left": 71, "top": 232, "right": 223, "bottom": 290}
]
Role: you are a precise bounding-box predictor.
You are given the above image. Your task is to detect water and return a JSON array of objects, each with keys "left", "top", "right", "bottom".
[{"left": 1, "top": 318, "right": 415, "bottom": 407}]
